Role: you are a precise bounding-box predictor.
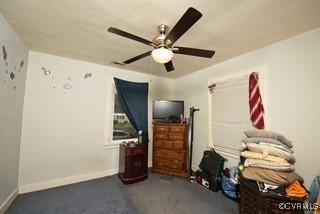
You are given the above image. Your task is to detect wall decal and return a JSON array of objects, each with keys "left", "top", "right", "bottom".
[
  {"left": 39, "top": 66, "right": 93, "bottom": 93},
  {"left": 10, "top": 72, "right": 15, "bottom": 80},
  {"left": 63, "top": 83, "right": 72, "bottom": 90},
  {"left": 42, "top": 67, "right": 51, "bottom": 76},
  {"left": 2, "top": 46, "right": 8, "bottom": 67},
  {"left": 0, "top": 43, "right": 26, "bottom": 91},
  {"left": 84, "top": 73, "right": 92, "bottom": 79},
  {"left": 19, "top": 60, "right": 24, "bottom": 72}
]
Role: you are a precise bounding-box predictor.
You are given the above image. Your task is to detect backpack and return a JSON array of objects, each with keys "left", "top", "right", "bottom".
[{"left": 199, "top": 149, "right": 226, "bottom": 191}]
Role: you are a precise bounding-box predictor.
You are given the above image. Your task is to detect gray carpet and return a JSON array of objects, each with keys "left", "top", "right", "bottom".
[{"left": 7, "top": 173, "right": 238, "bottom": 214}]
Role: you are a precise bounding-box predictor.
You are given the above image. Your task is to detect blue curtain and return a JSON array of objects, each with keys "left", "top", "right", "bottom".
[{"left": 114, "top": 78, "right": 149, "bottom": 143}]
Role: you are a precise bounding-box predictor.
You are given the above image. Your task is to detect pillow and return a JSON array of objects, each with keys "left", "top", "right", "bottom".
[
  {"left": 246, "top": 143, "right": 295, "bottom": 163},
  {"left": 244, "top": 130, "right": 293, "bottom": 148},
  {"left": 242, "top": 137, "right": 293, "bottom": 153},
  {"left": 258, "top": 142, "right": 293, "bottom": 154},
  {"left": 241, "top": 151, "right": 288, "bottom": 164}
]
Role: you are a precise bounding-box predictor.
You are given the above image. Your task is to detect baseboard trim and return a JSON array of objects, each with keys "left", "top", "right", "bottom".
[
  {"left": 0, "top": 188, "right": 18, "bottom": 214},
  {"left": 19, "top": 168, "right": 118, "bottom": 194}
]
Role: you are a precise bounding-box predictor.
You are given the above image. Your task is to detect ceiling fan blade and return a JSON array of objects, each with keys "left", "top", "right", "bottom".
[
  {"left": 173, "top": 46, "right": 215, "bottom": 58},
  {"left": 123, "top": 51, "right": 152, "bottom": 64},
  {"left": 108, "top": 27, "right": 154, "bottom": 47},
  {"left": 165, "top": 7, "right": 202, "bottom": 46},
  {"left": 164, "top": 61, "right": 174, "bottom": 72}
]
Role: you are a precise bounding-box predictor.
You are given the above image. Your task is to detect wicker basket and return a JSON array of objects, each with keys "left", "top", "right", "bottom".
[{"left": 239, "top": 176, "right": 306, "bottom": 214}]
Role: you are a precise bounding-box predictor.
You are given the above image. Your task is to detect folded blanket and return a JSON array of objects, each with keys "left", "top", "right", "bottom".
[
  {"left": 245, "top": 143, "right": 295, "bottom": 163},
  {"left": 242, "top": 167, "right": 302, "bottom": 186},
  {"left": 243, "top": 137, "right": 293, "bottom": 153},
  {"left": 244, "top": 158, "right": 294, "bottom": 171},
  {"left": 241, "top": 151, "right": 288, "bottom": 164},
  {"left": 244, "top": 130, "right": 293, "bottom": 148}
]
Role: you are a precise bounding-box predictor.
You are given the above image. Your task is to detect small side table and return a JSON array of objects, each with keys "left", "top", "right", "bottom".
[{"left": 118, "top": 143, "right": 148, "bottom": 184}]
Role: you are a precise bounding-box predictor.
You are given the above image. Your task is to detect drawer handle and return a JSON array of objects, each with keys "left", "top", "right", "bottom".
[{"left": 134, "top": 161, "right": 142, "bottom": 167}]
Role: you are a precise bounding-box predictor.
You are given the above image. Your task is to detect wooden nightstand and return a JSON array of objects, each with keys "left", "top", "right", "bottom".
[{"left": 118, "top": 143, "right": 148, "bottom": 184}]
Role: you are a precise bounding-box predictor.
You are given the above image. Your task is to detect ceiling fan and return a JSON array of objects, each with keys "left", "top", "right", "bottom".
[{"left": 107, "top": 7, "right": 215, "bottom": 72}]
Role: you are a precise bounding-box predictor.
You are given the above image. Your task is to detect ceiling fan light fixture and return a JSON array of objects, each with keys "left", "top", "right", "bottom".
[{"left": 151, "top": 47, "right": 173, "bottom": 64}]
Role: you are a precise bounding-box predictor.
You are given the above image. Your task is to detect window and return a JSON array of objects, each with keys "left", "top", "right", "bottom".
[
  {"left": 208, "top": 68, "right": 267, "bottom": 155},
  {"left": 112, "top": 93, "right": 138, "bottom": 141}
]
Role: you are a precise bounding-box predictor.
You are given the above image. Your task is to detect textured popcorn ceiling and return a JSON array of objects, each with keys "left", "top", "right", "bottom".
[{"left": 1, "top": 0, "right": 320, "bottom": 78}]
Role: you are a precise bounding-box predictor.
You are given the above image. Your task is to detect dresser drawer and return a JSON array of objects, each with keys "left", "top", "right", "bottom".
[
  {"left": 172, "top": 141, "right": 184, "bottom": 149},
  {"left": 154, "top": 140, "right": 184, "bottom": 150},
  {"left": 126, "top": 144, "right": 148, "bottom": 156},
  {"left": 153, "top": 158, "right": 184, "bottom": 171},
  {"left": 125, "top": 154, "right": 148, "bottom": 178},
  {"left": 154, "top": 148, "right": 184, "bottom": 161},
  {"left": 170, "top": 126, "right": 186, "bottom": 133},
  {"left": 154, "top": 140, "right": 164, "bottom": 147},
  {"left": 154, "top": 140, "right": 172, "bottom": 149},
  {"left": 168, "top": 134, "right": 184, "bottom": 141},
  {"left": 155, "top": 133, "right": 168, "bottom": 140},
  {"left": 126, "top": 147, "right": 146, "bottom": 156},
  {"left": 154, "top": 125, "right": 170, "bottom": 132}
]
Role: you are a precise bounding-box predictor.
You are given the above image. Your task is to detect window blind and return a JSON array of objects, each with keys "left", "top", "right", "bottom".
[{"left": 209, "top": 74, "right": 253, "bottom": 154}]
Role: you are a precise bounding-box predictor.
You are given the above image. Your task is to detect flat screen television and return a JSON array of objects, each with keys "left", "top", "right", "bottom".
[{"left": 153, "top": 100, "right": 184, "bottom": 123}]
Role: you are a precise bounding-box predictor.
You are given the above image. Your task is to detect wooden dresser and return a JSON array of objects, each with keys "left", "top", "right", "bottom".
[{"left": 152, "top": 123, "right": 189, "bottom": 178}]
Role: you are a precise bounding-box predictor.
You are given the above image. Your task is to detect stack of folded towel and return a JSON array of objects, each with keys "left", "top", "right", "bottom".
[{"left": 241, "top": 130, "right": 302, "bottom": 186}]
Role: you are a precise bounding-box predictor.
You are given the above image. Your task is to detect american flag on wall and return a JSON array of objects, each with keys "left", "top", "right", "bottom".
[{"left": 249, "top": 72, "right": 265, "bottom": 129}]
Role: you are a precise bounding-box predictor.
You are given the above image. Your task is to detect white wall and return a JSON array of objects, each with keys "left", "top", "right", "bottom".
[
  {"left": 0, "top": 14, "right": 28, "bottom": 212},
  {"left": 16, "top": 27, "right": 320, "bottom": 192},
  {"left": 19, "top": 51, "right": 174, "bottom": 192},
  {"left": 174, "top": 28, "right": 320, "bottom": 187}
]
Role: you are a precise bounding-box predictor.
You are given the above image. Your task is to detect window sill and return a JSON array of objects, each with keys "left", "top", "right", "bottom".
[
  {"left": 104, "top": 138, "right": 138, "bottom": 150},
  {"left": 103, "top": 142, "right": 121, "bottom": 150}
]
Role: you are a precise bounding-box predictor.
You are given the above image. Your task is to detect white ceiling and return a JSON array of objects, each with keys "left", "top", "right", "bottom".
[{"left": 1, "top": 0, "right": 320, "bottom": 78}]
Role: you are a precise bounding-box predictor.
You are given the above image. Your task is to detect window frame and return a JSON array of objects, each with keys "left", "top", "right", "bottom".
[{"left": 104, "top": 82, "right": 137, "bottom": 149}]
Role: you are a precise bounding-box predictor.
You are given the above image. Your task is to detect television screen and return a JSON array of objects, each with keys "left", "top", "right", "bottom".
[{"left": 153, "top": 100, "right": 184, "bottom": 122}]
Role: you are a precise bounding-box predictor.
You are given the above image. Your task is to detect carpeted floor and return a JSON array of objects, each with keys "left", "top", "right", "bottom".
[{"left": 7, "top": 173, "right": 238, "bottom": 214}]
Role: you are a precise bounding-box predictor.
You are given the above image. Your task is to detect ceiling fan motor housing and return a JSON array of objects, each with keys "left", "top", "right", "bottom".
[{"left": 152, "top": 24, "right": 172, "bottom": 48}]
